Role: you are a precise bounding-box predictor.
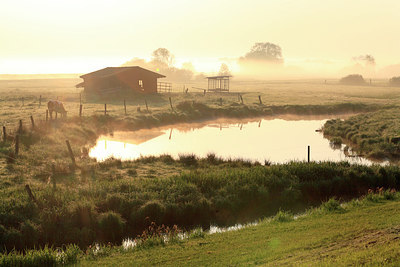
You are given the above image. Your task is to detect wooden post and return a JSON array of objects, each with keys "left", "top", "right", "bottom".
[
  {"left": 25, "top": 184, "right": 37, "bottom": 204},
  {"left": 145, "top": 99, "right": 149, "bottom": 112},
  {"left": 258, "top": 95, "right": 262, "bottom": 105},
  {"left": 2, "top": 126, "right": 5, "bottom": 142},
  {"left": 18, "top": 120, "right": 23, "bottom": 133},
  {"left": 51, "top": 164, "right": 56, "bottom": 191},
  {"left": 46, "top": 110, "right": 49, "bottom": 122},
  {"left": 104, "top": 104, "right": 107, "bottom": 115},
  {"left": 30, "top": 116, "right": 35, "bottom": 129},
  {"left": 308, "top": 145, "right": 310, "bottom": 163},
  {"left": 65, "top": 140, "right": 76, "bottom": 166},
  {"left": 169, "top": 97, "right": 173, "bottom": 111},
  {"left": 124, "top": 100, "right": 127, "bottom": 115},
  {"left": 15, "top": 134, "right": 19, "bottom": 156},
  {"left": 39, "top": 95, "right": 42, "bottom": 108},
  {"left": 79, "top": 104, "right": 83, "bottom": 117}
]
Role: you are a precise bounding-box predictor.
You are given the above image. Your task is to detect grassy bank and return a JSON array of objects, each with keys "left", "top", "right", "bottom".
[
  {"left": 2, "top": 145, "right": 400, "bottom": 252},
  {"left": 323, "top": 108, "right": 400, "bottom": 160},
  {"left": 80, "top": 191, "right": 400, "bottom": 266},
  {"left": 2, "top": 191, "right": 400, "bottom": 266}
]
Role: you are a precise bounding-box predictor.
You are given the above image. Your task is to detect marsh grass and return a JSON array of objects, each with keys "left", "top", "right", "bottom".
[{"left": 323, "top": 108, "right": 400, "bottom": 160}]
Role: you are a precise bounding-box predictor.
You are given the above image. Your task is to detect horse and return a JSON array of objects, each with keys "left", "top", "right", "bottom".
[{"left": 48, "top": 100, "right": 67, "bottom": 119}]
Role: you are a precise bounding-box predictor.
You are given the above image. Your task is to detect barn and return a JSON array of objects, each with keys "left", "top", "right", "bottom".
[{"left": 76, "top": 66, "right": 167, "bottom": 94}]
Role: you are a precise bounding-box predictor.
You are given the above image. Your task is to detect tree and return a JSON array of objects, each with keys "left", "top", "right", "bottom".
[
  {"left": 389, "top": 76, "right": 400, "bottom": 87},
  {"left": 151, "top": 48, "right": 175, "bottom": 67},
  {"left": 240, "top": 42, "right": 283, "bottom": 63},
  {"left": 218, "top": 63, "right": 231, "bottom": 76}
]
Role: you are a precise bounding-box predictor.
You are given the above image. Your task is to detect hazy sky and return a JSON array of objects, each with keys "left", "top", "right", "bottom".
[{"left": 1, "top": 0, "right": 399, "bottom": 75}]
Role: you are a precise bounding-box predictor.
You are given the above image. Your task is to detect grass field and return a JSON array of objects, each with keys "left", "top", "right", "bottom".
[
  {"left": 2, "top": 77, "right": 400, "bottom": 265},
  {"left": 78, "top": 194, "right": 400, "bottom": 266}
]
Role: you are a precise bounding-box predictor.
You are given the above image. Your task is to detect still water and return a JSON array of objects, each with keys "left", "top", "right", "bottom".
[{"left": 89, "top": 117, "right": 376, "bottom": 164}]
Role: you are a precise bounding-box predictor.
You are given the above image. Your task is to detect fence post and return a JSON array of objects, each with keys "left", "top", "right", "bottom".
[
  {"left": 25, "top": 185, "right": 37, "bottom": 204},
  {"left": 124, "top": 100, "right": 127, "bottom": 115},
  {"left": 2, "top": 126, "right": 6, "bottom": 142},
  {"left": 258, "top": 95, "right": 262, "bottom": 105},
  {"left": 52, "top": 163, "right": 56, "bottom": 191},
  {"left": 104, "top": 104, "right": 107, "bottom": 115},
  {"left": 169, "top": 97, "right": 173, "bottom": 111},
  {"left": 65, "top": 140, "right": 76, "bottom": 166},
  {"left": 30, "top": 115, "right": 35, "bottom": 129},
  {"left": 145, "top": 99, "right": 149, "bottom": 112},
  {"left": 15, "top": 134, "right": 19, "bottom": 156},
  {"left": 18, "top": 120, "right": 23, "bottom": 133},
  {"left": 308, "top": 145, "right": 310, "bottom": 163},
  {"left": 79, "top": 104, "right": 83, "bottom": 117},
  {"left": 39, "top": 95, "right": 42, "bottom": 108}
]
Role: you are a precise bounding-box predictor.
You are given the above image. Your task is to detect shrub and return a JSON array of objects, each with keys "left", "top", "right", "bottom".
[
  {"left": 389, "top": 76, "right": 400, "bottom": 87},
  {"left": 97, "top": 211, "right": 125, "bottom": 243},
  {"left": 189, "top": 228, "right": 205, "bottom": 239},
  {"left": 178, "top": 154, "right": 198, "bottom": 166},
  {"left": 271, "top": 210, "right": 294, "bottom": 223},
  {"left": 340, "top": 74, "right": 366, "bottom": 85},
  {"left": 331, "top": 137, "right": 342, "bottom": 146},
  {"left": 320, "top": 198, "right": 345, "bottom": 213}
]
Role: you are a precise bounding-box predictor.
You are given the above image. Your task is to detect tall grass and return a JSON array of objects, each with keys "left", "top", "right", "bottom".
[{"left": 3, "top": 160, "right": 400, "bottom": 251}]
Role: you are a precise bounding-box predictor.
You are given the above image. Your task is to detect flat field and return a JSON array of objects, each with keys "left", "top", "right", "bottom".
[{"left": 1, "top": 77, "right": 400, "bottom": 265}]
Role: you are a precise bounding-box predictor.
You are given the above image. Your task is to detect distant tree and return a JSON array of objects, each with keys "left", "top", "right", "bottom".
[
  {"left": 240, "top": 42, "right": 283, "bottom": 64},
  {"left": 340, "top": 74, "right": 366, "bottom": 85},
  {"left": 151, "top": 48, "right": 175, "bottom": 67},
  {"left": 122, "top": 48, "right": 194, "bottom": 82},
  {"left": 353, "top": 54, "right": 375, "bottom": 66},
  {"left": 389, "top": 76, "right": 400, "bottom": 87},
  {"left": 218, "top": 63, "right": 231, "bottom": 76}
]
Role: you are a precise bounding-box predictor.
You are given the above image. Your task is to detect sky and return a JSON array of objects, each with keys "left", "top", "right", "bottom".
[{"left": 0, "top": 0, "right": 399, "bottom": 77}]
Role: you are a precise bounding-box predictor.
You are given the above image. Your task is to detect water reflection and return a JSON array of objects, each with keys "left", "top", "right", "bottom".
[{"left": 89, "top": 118, "right": 381, "bottom": 165}]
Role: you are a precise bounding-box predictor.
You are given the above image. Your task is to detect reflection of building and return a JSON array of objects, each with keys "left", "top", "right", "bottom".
[
  {"left": 206, "top": 75, "right": 231, "bottom": 92},
  {"left": 107, "top": 130, "right": 164, "bottom": 145},
  {"left": 76, "top": 66, "right": 167, "bottom": 95}
]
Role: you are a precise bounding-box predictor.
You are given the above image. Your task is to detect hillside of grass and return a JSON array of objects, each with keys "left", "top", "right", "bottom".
[
  {"left": 323, "top": 108, "right": 400, "bottom": 160},
  {"left": 79, "top": 194, "right": 400, "bottom": 266},
  {"left": 2, "top": 191, "right": 399, "bottom": 266}
]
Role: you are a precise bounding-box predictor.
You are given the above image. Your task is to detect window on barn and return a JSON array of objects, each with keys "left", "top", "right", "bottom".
[{"left": 139, "top": 80, "right": 143, "bottom": 90}]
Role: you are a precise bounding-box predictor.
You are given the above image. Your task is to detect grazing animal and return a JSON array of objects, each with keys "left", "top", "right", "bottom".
[{"left": 48, "top": 100, "right": 67, "bottom": 119}]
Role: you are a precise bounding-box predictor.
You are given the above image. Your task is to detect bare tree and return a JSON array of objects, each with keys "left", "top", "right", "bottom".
[
  {"left": 151, "top": 48, "right": 175, "bottom": 67},
  {"left": 353, "top": 54, "right": 375, "bottom": 66},
  {"left": 218, "top": 63, "right": 231, "bottom": 76}
]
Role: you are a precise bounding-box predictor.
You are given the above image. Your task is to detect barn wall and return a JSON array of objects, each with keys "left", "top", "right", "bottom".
[{"left": 83, "top": 68, "right": 162, "bottom": 94}]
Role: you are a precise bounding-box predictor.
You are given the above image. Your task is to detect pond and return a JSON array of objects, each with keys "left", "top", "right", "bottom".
[{"left": 89, "top": 116, "right": 380, "bottom": 165}]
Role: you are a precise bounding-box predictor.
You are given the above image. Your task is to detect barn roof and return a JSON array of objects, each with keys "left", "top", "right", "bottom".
[
  {"left": 80, "top": 66, "right": 166, "bottom": 79},
  {"left": 206, "top": 75, "right": 232, "bottom": 79}
]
